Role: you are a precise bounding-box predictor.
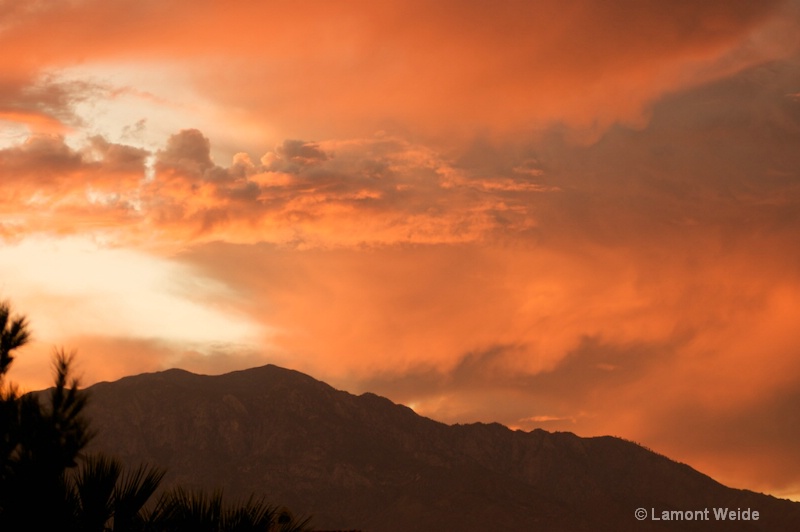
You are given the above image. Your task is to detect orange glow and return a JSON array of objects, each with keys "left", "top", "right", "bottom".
[{"left": 2, "top": 0, "right": 800, "bottom": 502}]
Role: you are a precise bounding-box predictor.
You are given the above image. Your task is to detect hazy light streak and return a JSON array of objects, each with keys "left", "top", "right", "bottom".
[{"left": 0, "top": 236, "right": 264, "bottom": 344}]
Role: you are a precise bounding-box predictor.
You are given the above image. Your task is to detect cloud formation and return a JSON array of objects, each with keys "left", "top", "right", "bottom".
[
  {"left": 1, "top": 128, "right": 559, "bottom": 247},
  {"left": 2, "top": 0, "right": 800, "bottom": 504},
  {"left": 1, "top": 0, "right": 797, "bottom": 144},
  {"left": 8, "top": 51, "right": 797, "bottom": 252}
]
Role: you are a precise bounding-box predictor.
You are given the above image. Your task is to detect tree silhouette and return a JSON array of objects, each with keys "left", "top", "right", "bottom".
[
  {"left": 0, "top": 301, "right": 311, "bottom": 531},
  {"left": 0, "top": 301, "right": 29, "bottom": 376},
  {"left": 1, "top": 301, "right": 91, "bottom": 529},
  {"left": 0, "top": 300, "right": 29, "bottom": 472}
]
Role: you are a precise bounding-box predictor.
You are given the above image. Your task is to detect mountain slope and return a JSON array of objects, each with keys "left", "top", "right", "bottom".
[{"left": 82, "top": 365, "right": 800, "bottom": 531}]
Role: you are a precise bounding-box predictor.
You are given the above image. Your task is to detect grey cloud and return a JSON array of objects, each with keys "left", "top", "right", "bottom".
[
  {"left": 0, "top": 134, "right": 82, "bottom": 178},
  {"left": 276, "top": 139, "right": 328, "bottom": 164},
  {"left": 87, "top": 136, "right": 149, "bottom": 173},
  {"left": 0, "top": 133, "right": 151, "bottom": 185},
  {"left": 0, "top": 75, "right": 102, "bottom": 132},
  {"left": 358, "top": 335, "right": 688, "bottom": 423},
  {"left": 261, "top": 139, "right": 329, "bottom": 174},
  {"left": 156, "top": 129, "right": 215, "bottom": 177}
]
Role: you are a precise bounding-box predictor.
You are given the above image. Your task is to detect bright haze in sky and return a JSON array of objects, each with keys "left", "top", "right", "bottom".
[{"left": 2, "top": 0, "right": 800, "bottom": 501}]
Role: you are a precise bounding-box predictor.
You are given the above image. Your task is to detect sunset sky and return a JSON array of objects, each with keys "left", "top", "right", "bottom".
[{"left": 2, "top": 0, "right": 800, "bottom": 501}]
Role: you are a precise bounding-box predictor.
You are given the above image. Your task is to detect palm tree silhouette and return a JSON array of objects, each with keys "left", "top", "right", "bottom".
[
  {"left": 68, "top": 453, "right": 165, "bottom": 531},
  {"left": 150, "top": 487, "right": 310, "bottom": 531},
  {"left": 113, "top": 460, "right": 168, "bottom": 531},
  {"left": 66, "top": 454, "right": 311, "bottom": 531}
]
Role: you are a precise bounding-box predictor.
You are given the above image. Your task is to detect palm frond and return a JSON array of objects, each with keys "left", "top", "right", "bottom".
[
  {"left": 113, "top": 462, "right": 166, "bottom": 532},
  {"left": 75, "top": 453, "right": 122, "bottom": 532},
  {"left": 152, "top": 487, "right": 225, "bottom": 531}
]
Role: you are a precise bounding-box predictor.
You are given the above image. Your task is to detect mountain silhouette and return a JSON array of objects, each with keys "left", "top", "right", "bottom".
[{"left": 79, "top": 365, "right": 800, "bottom": 531}]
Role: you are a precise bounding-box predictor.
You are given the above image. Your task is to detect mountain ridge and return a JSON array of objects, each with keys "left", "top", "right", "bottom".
[{"left": 78, "top": 364, "right": 800, "bottom": 531}]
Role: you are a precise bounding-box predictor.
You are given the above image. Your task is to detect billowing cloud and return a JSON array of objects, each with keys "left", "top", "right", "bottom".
[
  {"left": 264, "top": 139, "right": 329, "bottom": 170},
  {"left": 156, "top": 128, "right": 215, "bottom": 176},
  {"left": 1, "top": 128, "right": 557, "bottom": 247}
]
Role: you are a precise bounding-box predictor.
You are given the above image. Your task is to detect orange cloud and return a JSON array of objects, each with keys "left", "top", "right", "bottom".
[
  {"left": 1, "top": 130, "right": 558, "bottom": 247},
  {"left": 1, "top": 1, "right": 796, "bottom": 145},
  {"left": 170, "top": 219, "right": 800, "bottom": 495}
]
